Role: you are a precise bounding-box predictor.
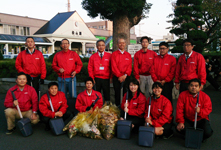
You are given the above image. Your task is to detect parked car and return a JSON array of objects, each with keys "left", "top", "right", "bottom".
[
  {"left": 3, "top": 54, "right": 18, "bottom": 59},
  {"left": 43, "top": 54, "right": 52, "bottom": 59}
]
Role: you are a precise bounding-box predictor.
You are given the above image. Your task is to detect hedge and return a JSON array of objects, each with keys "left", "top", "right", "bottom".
[{"left": 0, "top": 59, "right": 89, "bottom": 82}]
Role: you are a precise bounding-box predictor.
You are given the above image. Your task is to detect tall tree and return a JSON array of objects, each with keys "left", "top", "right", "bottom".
[
  {"left": 167, "top": 0, "right": 221, "bottom": 53},
  {"left": 169, "top": 0, "right": 206, "bottom": 53},
  {"left": 82, "top": 0, "right": 152, "bottom": 51}
]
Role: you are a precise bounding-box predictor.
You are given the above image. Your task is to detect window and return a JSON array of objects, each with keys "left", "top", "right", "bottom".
[
  {"left": 72, "top": 31, "right": 75, "bottom": 35},
  {"left": 98, "top": 25, "right": 104, "bottom": 29},
  {"left": 92, "top": 26, "right": 97, "bottom": 29},
  {"left": 27, "top": 27, "right": 30, "bottom": 35},
  {"left": 10, "top": 25, "right": 16, "bottom": 35},
  {"left": 79, "top": 32, "right": 82, "bottom": 35},
  {"left": 24, "top": 27, "right": 26, "bottom": 35},
  {"left": 3, "top": 24, "right": 8, "bottom": 34},
  {"left": 19, "top": 27, "right": 24, "bottom": 35}
]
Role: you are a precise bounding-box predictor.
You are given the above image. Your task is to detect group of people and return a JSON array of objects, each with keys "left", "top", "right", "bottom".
[{"left": 4, "top": 36, "right": 213, "bottom": 143}]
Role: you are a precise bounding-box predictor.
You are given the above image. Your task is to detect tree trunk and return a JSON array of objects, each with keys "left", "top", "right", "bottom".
[{"left": 113, "top": 15, "right": 131, "bottom": 52}]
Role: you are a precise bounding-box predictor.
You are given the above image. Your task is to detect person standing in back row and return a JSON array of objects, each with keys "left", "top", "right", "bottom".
[
  {"left": 88, "top": 39, "right": 112, "bottom": 102},
  {"left": 111, "top": 38, "right": 132, "bottom": 106},
  {"left": 175, "top": 39, "right": 206, "bottom": 93},
  {"left": 133, "top": 36, "right": 158, "bottom": 98},
  {"left": 15, "top": 37, "right": 46, "bottom": 97},
  {"left": 150, "top": 42, "right": 176, "bottom": 104},
  {"left": 52, "top": 38, "right": 83, "bottom": 98}
]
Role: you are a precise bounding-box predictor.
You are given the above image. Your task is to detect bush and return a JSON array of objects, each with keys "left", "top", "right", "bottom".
[
  {"left": 0, "top": 59, "right": 89, "bottom": 82},
  {"left": 0, "top": 52, "right": 3, "bottom": 60}
]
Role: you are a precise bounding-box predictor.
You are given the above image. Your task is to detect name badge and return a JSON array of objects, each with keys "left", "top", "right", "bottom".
[
  {"left": 35, "top": 58, "right": 39, "bottom": 59},
  {"left": 99, "top": 67, "right": 104, "bottom": 70}
]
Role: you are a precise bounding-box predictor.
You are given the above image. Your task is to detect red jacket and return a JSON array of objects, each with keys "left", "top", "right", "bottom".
[
  {"left": 121, "top": 91, "right": 146, "bottom": 118},
  {"left": 52, "top": 50, "right": 83, "bottom": 78},
  {"left": 144, "top": 95, "right": 173, "bottom": 127},
  {"left": 133, "top": 49, "right": 158, "bottom": 79},
  {"left": 88, "top": 52, "right": 112, "bottom": 79},
  {"left": 151, "top": 54, "right": 176, "bottom": 82},
  {"left": 39, "top": 91, "right": 68, "bottom": 118},
  {"left": 175, "top": 51, "right": 206, "bottom": 85},
  {"left": 75, "top": 90, "right": 103, "bottom": 112},
  {"left": 176, "top": 90, "right": 212, "bottom": 123},
  {"left": 15, "top": 49, "right": 46, "bottom": 79},
  {"left": 111, "top": 50, "right": 132, "bottom": 77},
  {"left": 4, "top": 84, "right": 38, "bottom": 112}
]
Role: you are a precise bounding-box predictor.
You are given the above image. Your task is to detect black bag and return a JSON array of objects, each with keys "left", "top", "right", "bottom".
[
  {"left": 117, "top": 92, "right": 132, "bottom": 139},
  {"left": 138, "top": 95, "right": 155, "bottom": 147},
  {"left": 11, "top": 90, "right": 33, "bottom": 137},
  {"left": 185, "top": 93, "right": 204, "bottom": 149},
  {"left": 47, "top": 92, "right": 65, "bottom": 135}
]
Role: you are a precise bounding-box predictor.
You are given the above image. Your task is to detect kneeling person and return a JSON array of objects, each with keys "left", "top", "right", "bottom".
[
  {"left": 4, "top": 72, "right": 39, "bottom": 134},
  {"left": 144, "top": 82, "right": 173, "bottom": 139},
  {"left": 176, "top": 78, "right": 213, "bottom": 141},
  {"left": 75, "top": 77, "right": 103, "bottom": 113},
  {"left": 120, "top": 79, "right": 146, "bottom": 132},
  {"left": 39, "top": 82, "right": 72, "bottom": 131}
]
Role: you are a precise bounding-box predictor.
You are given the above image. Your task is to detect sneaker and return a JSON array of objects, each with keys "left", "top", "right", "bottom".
[
  {"left": 5, "top": 127, "right": 16, "bottom": 135},
  {"left": 163, "top": 133, "right": 174, "bottom": 140}
]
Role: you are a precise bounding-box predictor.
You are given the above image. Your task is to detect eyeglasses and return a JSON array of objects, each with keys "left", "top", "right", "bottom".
[
  {"left": 183, "top": 44, "right": 192, "bottom": 47},
  {"left": 159, "top": 48, "right": 168, "bottom": 50}
]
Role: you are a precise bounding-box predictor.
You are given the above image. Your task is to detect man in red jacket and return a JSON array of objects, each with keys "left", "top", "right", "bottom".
[
  {"left": 88, "top": 39, "right": 112, "bottom": 101},
  {"left": 176, "top": 78, "right": 213, "bottom": 141},
  {"left": 75, "top": 77, "right": 103, "bottom": 113},
  {"left": 15, "top": 37, "right": 46, "bottom": 97},
  {"left": 111, "top": 38, "right": 132, "bottom": 106},
  {"left": 133, "top": 36, "right": 157, "bottom": 98},
  {"left": 175, "top": 39, "right": 206, "bottom": 93},
  {"left": 150, "top": 42, "right": 176, "bottom": 104},
  {"left": 39, "top": 82, "right": 72, "bottom": 131},
  {"left": 52, "top": 39, "right": 83, "bottom": 98},
  {"left": 4, "top": 72, "right": 39, "bottom": 134}
]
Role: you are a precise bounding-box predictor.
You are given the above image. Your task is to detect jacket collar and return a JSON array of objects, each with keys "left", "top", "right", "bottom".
[
  {"left": 14, "top": 84, "right": 28, "bottom": 92},
  {"left": 84, "top": 89, "right": 95, "bottom": 96},
  {"left": 26, "top": 49, "right": 35, "bottom": 54}
]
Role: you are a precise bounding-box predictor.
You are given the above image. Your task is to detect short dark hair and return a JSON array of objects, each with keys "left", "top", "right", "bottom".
[
  {"left": 182, "top": 39, "right": 194, "bottom": 46},
  {"left": 152, "top": 82, "right": 163, "bottom": 89},
  {"left": 189, "top": 78, "right": 201, "bottom": 87},
  {"left": 85, "top": 77, "right": 94, "bottom": 85},
  {"left": 48, "top": 82, "right": 58, "bottom": 89},
  {"left": 159, "top": 42, "right": 169, "bottom": 48},
  {"left": 61, "top": 38, "right": 70, "bottom": 44},
  {"left": 140, "top": 36, "right": 149, "bottom": 43},
  {"left": 25, "top": 37, "right": 35, "bottom": 42},
  {"left": 16, "top": 72, "right": 27, "bottom": 79},
  {"left": 96, "top": 39, "right": 105, "bottom": 46}
]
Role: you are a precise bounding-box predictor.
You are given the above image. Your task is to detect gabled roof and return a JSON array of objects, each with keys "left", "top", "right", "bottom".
[{"left": 34, "top": 11, "right": 75, "bottom": 34}]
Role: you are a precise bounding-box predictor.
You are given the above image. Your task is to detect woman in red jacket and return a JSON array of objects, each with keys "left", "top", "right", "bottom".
[
  {"left": 120, "top": 79, "right": 146, "bottom": 132},
  {"left": 39, "top": 82, "right": 73, "bottom": 131},
  {"left": 144, "top": 82, "right": 173, "bottom": 139}
]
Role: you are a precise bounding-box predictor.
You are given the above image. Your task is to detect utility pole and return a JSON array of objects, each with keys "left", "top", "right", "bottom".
[
  {"left": 68, "top": 0, "right": 70, "bottom": 12},
  {"left": 139, "top": 23, "right": 144, "bottom": 37}
]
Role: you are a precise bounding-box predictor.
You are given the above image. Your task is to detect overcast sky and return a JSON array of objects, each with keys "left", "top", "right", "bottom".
[{"left": 0, "top": 0, "right": 174, "bottom": 40}]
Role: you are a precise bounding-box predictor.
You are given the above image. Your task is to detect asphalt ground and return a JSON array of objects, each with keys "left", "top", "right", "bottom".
[{"left": 0, "top": 85, "right": 221, "bottom": 150}]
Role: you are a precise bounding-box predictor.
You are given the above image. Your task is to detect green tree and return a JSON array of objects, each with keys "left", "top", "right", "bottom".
[
  {"left": 82, "top": 0, "right": 152, "bottom": 51},
  {"left": 169, "top": 0, "right": 206, "bottom": 53}
]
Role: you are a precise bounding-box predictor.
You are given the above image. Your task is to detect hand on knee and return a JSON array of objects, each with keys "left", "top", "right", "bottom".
[{"left": 155, "top": 127, "right": 164, "bottom": 135}]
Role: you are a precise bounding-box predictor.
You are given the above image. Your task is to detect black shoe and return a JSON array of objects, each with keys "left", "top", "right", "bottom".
[
  {"left": 6, "top": 127, "right": 16, "bottom": 135},
  {"left": 162, "top": 133, "right": 174, "bottom": 140}
]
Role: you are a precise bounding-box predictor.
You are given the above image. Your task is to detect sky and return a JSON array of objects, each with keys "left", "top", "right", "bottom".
[{"left": 0, "top": 0, "right": 174, "bottom": 40}]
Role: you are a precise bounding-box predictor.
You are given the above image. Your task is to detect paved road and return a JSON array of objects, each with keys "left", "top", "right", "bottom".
[{"left": 0, "top": 85, "right": 221, "bottom": 150}]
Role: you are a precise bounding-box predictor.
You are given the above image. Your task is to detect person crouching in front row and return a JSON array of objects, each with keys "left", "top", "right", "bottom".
[
  {"left": 75, "top": 77, "right": 103, "bottom": 113},
  {"left": 39, "top": 82, "right": 73, "bottom": 131},
  {"left": 4, "top": 72, "right": 39, "bottom": 134},
  {"left": 120, "top": 79, "right": 146, "bottom": 132},
  {"left": 144, "top": 82, "right": 173, "bottom": 139}
]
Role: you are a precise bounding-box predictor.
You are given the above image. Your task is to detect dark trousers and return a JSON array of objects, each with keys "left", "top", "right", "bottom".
[
  {"left": 94, "top": 78, "right": 110, "bottom": 101},
  {"left": 162, "top": 81, "right": 174, "bottom": 105},
  {"left": 113, "top": 75, "right": 130, "bottom": 107},
  {"left": 207, "top": 75, "right": 220, "bottom": 90},
  {"left": 27, "top": 76, "right": 40, "bottom": 99},
  {"left": 162, "top": 123, "right": 173, "bottom": 137},
  {"left": 180, "top": 82, "right": 189, "bottom": 93},
  {"left": 42, "top": 110, "right": 73, "bottom": 127},
  {"left": 176, "top": 118, "right": 213, "bottom": 140},
  {"left": 120, "top": 108, "right": 145, "bottom": 132}
]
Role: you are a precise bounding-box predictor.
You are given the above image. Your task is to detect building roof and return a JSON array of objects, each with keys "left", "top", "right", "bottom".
[
  {"left": 0, "top": 34, "right": 51, "bottom": 43},
  {"left": 34, "top": 11, "right": 75, "bottom": 34}
]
